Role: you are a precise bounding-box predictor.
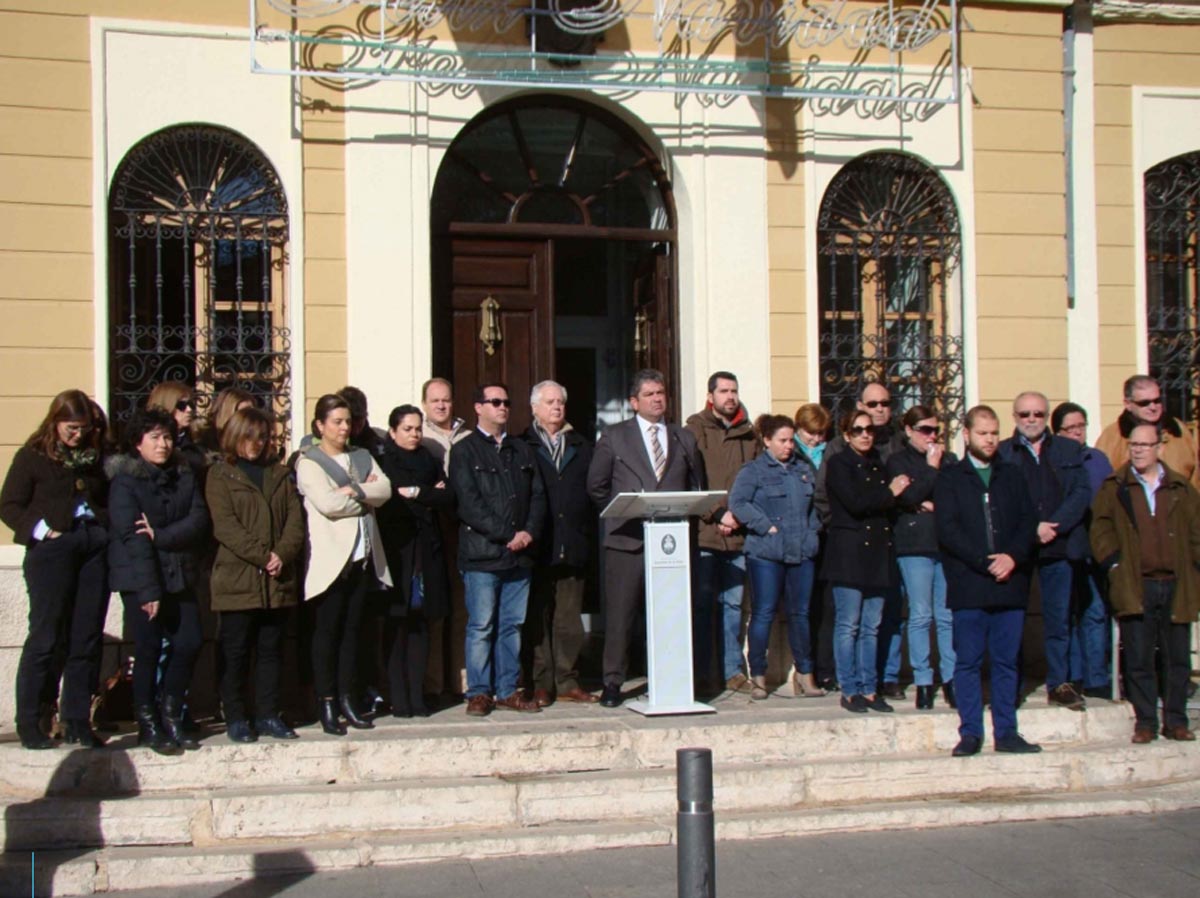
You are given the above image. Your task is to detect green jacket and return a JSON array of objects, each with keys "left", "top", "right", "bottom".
[
  {"left": 206, "top": 461, "right": 305, "bottom": 612},
  {"left": 1089, "top": 463, "right": 1200, "bottom": 622}
]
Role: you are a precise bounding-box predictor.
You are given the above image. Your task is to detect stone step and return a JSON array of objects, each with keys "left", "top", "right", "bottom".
[
  {"left": 8, "top": 779, "right": 1200, "bottom": 897},
  {"left": 5, "top": 736, "right": 1196, "bottom": 851},
  {"left": 0, "top": 698, "right": 1138, "bottom": 799}
]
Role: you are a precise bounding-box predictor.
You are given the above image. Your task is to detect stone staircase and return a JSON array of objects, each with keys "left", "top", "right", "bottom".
[{"left": 2, "top": 690, "right": 1198, "bottom": 896}]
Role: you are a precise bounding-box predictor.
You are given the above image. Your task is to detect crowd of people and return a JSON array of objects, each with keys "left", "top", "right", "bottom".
[{"left": 2, "top": 369, "right": 1198, "bottom": 755}]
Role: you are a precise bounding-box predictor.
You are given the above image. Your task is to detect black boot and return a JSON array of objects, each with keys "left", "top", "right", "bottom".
[
  {"left": 162, "top": 696, "right": 201, "bottom": 750},
  {"left": 942, "top": 681, "right": 957, "bottom": 709},
  {"left": 915, "top": 685, "right": 934, "bottom": 710},
  {"left": 339, "top": 694, "right": 374, "bottom": 729},
  {"left": 17, "top": 719, "right": 54, "bottom": 750},
  {"left": 64, "top": 719, "right": 106, "bottom": 748},
  {"left": 135, "top": 704, "right": 182, "bottom": 755},
  {"left": 319, "top": 698, "right": 346, "bottom": 736}
]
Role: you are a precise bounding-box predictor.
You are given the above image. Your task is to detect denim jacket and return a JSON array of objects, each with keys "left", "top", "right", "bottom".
[{"left": 729, "top": 451, "right": 821, "bottom": 564}]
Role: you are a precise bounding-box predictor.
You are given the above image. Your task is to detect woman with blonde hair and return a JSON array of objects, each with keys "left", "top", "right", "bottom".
[{"left": 146, "top": 381, "right": 208, "bottom": 474}]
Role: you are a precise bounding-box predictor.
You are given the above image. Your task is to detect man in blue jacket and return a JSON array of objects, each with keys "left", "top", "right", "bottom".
[
  {"left": 935, "top": 405, "right": 1040, "bottom": 756},
  {"left": 998, "top": 391, "right": 1093, "bottom": 710}
]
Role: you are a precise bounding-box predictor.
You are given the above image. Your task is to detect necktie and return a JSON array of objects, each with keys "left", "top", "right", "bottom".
[{"left": 650, "top": 424, "right": 666, "bottom": 482}]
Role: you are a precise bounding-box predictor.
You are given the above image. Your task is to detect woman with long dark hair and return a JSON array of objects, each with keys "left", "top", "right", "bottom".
[
  {"left": 1, "top": 390, "right": 110, "bottom": 749},
  {"left": 108, "top": 407, "right": 209, "bottom": 753},
  {"left": 295, "top": 394, "right": 392, "bottom": 735},
  {"left": 377, "top": 404, "right": 452, "bottom": 718},
  {"left": 206, "top": 407, "right": 305, "bottom": 741}
]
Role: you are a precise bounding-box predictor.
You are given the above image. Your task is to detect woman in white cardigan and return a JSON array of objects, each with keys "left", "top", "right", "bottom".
[{"left": 295, "top": 394, "right": 392, "bottom": 735}]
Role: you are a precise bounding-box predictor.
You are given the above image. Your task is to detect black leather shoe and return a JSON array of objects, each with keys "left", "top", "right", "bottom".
[
  {"left": 339, "top": 694, "right": 375, "bottom": 729},
  {"left": 995, "top": 733, "right": 1042, "bottom": 754},
  {"left": 319, "top": 698, "right": 346, "bottom": 736},
  {"left": 864, "top": 694, "right": 894, "bottom": 713},
  {"left": 1082, "top": 684, "right": 1112, "bottom": 701},
  {"left": 225, "top": 720, "right": 257, "bottom": 744},
  {"left": 162, "top": 696, "right": 201, "bottom": 750},
  {"left": 879, "top": 682, "right": 906, "bottom": 700},
  {"left": 840, "top": 694, "right": 868, "bottom": 713},
  {"left": 952, "top": 735, "right": 982, "bottom": 757},
  {"left": 915, "top": 685, "right": 935, "bottom": 710},
  {"left": 599, "top": 684, "right": 622, "bottom": 708},
  {"left": 64, "top": 719, "right": 106, "bottom": 748},
  {"left": 135, "top": 704, "right": 182, "bottom": 755},
  {"left": 257, "top": 715, "right": 299, "bottom": 740},
  {"left": 17, "top": 720, "right": 55, "bottom": 750},
  {"left": 942, "top": 681, "right": 957, "bottom": 709}
]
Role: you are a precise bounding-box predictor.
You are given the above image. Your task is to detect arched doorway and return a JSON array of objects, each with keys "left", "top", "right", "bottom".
[
  {"left": 108, "top": 124, "right": 292, "bottom": 441},
  {"left": 1144, "top": 150, "right": 1199, "bottom": 430},
  {"left": 430, "top": 96, "right": 677, "bottom": 437},
  {"left": 817, "top": 151, "right": 964, "bottom": 433}
]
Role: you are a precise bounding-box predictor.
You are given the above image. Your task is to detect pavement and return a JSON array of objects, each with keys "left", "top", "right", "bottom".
[{"left": 73, "top": 808, "right": 1200, "bottom": 898}]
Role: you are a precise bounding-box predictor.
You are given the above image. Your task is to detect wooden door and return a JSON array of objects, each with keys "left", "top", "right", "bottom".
[
  {"left": 450, "top": 239, "right": 553, "bottom": 435},
  {"left": 632, "top": 243, "right": 679, "bottom": 412}
]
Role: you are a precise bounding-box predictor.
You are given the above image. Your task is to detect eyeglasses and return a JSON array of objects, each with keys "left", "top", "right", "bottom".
[
  {"left": 480, "top": 398, "right": 511, "bottom": 408},
  {"left": 1129, "top": 440, "right": 1162, "bottom": 450},
  {"left": 913, "top": 425, "right": 940, "bottom": 437},
  {"left": 1016, "top": 410, "right": 1046, "bottom": 419},
  {"left": 1131, "top": 397, "right": 1162, "bottom": 408},
  {"left": 847, "top": 425, "right": 872, "bottom": 437},
  {"left": 1058, "top": 423, "right": 1086, "bottom": 434},
  {"left": 864, "top": 400, "right": 891, "bottom": 409},
  {"left": 61, "top": 423, "right": 92, "bottom": 436},
  {"left": 175, "top": 399, "right": 196, "bottom": 412}
]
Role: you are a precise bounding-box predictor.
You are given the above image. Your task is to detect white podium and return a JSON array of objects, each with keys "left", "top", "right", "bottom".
[{"left": 600, "top": 490, "right": 727, "bottom": 716}]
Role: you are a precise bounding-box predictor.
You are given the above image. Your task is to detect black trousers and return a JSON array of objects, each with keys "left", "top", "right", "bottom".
[
  {"left": 310, "top": 560, "right": 370, "bottom": 699},
  {"left": 811, "top": 580, "right": 837, "bottom": 685},
  {"left": 386, "top": 613, "right": 429, "bottom": 715},
  {"left": 602, "top": 548, "right": 645, "bottom": 688},
  {"left": 1120, "top": 578, "right": 1192, "bottom": 732},
  {"left": 123, "top": 588, "right": 202, "bottom": 708},
  {"left": 219, "top": 607, "right": 288, "bottom": 721},
  {"left": 16, "top": 523, "right": 109, "bottom": 723},
  {"left": 523, "top": 565, "right": 587, "bottom": 693}
]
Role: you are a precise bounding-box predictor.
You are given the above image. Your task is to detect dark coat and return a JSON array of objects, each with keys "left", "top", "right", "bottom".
[
  {"left": 685, "top": 405, "right": 760, "bottom": 552},
  {"left": 587, "top": 417, "right": 703, "bottom": 552},
  {"left": 205, "top": 460, "right": 305, "bottom": 612},
  {"left": 106, "top": 452, "right": 209, "bottom": 604},
  {"left": 729, "top": 450, "right": 820, "bottom": 564},
  {"left": 449, "top": 430, "right": 546, "bottom": 572},
  {"left": 997, "top": 431, "right": 1092, "bottom": 561},
  {"left": 934, "top": 456, "right": 1038, "bottom": 611},
  {"left": 522, "top": 425, "right": 595, "bottom": 568},
  {"left": 1089, "top": 463, "right": 1200, "bottom": 622},
  {"left": 377, "top": 442, "right": 453, "bottom": 618},
  {"left": 887, "top": 441, "right": 958, "bottom": 557},
  {"left": 819, "top": 447, "right": 897, "bottom": 590},
  {"left": 815, "top": 422, "right": 903, "bottom": 525},
  {"left": 0, "top": 445, "right": 109, "bottom": 545}
]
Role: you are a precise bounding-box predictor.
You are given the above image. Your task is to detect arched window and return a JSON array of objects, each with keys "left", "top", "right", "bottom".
[
  {"left": 817, "top": 151, "right": 964, "bottom": 429},
  {"left": 1144, "top": 151, "right": 1199, "bottom": 428},
  {"left": 108, "top": 124, "right": 292, "bottom": 439}
]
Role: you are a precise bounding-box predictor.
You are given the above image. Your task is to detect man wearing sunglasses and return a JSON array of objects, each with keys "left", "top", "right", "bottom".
[
  {"left": 1094, "top": 375, "right": 1198, "bottom": 488},
  {"left": 449, "top": 383, "right": 547, "bottom": 716},
  {"left": 998, "top": 391, "right": 1092, "bottom": 711}
]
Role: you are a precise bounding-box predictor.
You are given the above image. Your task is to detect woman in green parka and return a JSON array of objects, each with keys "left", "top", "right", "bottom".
[{"left": 206, "top": 407, "right": 306, "bottom": 742}]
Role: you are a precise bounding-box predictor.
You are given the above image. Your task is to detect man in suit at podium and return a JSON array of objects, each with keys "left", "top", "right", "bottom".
[{"left": 587, "top": 369, "right": 703, "bottom": 707}]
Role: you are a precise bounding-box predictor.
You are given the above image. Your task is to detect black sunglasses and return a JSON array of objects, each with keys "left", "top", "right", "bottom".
[
  {"left": 914, "top": 425, "right": 940, "bottom": 437},
  {"left": 847, "top": 425, "right": 872, "bottom": 437},
  {"left": 175, "top": 398, "right": 196, "bottom": 412},
  {"left": 1131, "top": 397, "right": 1162, "bottom": 408},
  {"left": 480, "top": 398, "right": 511, "bottom": 408},
  {"left": 1016, "top": 410, "right": 1046, "bottom": 419},
  {"left": 864, "top": 400, "right": 892, "bottom": 409}
]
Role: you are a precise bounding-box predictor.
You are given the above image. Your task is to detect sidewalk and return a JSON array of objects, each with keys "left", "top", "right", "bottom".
[{"left": 94, "top": 807, "right": 1200, "bottom": 898}]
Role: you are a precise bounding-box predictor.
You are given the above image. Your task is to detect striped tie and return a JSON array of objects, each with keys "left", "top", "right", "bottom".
[{"left": 650, "top": 424, "right": 666, "bottom": 482}]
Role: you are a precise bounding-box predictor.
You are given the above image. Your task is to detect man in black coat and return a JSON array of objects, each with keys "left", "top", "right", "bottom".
[
  {"left": 521, "top": 379, "right": 598, "bottom": 707},
  {"left": 449, "top": 383, "right": 546, "bottom": 717},
  {"left": 935, "top": 405, "right": 1040, "bottom": 756},
  {"left": 587, "top": 369, "right": 703, "bottom": 708},
  {"left": 997, "top": 390, "right": 1092, "bottom": 711}
]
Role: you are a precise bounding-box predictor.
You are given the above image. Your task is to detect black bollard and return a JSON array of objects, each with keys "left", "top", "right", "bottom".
[{"left": 676, "top": 747, "right": 715, "bottom": 898}]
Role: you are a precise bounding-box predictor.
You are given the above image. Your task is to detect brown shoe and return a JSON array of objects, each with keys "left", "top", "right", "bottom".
[
  {"left": 532, "top": 688, "right": 554, "bottom": 708},
  {"left": 726, "top": 673, "right": 752, "bottom": 695},
  {"left": 1131, "top": 727, "right": 1157, "bottom": 744},
  {"left": 495, "top": 693, "right": 542, "bottom": 713},
  {"left": 1162, "top": 725, "right": 1196, "bottom": 741},
  {"left": 557, "top": 687, "right": 599, "bottom": 704},
  {"left": 1048, "top": 683, "right": 1086, "bottom": 711},
  {"left": 465, "top": 695, "right": 493, "bottom": 717}
]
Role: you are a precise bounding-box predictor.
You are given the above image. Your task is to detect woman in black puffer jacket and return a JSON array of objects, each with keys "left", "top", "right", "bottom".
[{"left": 108, "top": 407, "right": 209, "bottom": 753}]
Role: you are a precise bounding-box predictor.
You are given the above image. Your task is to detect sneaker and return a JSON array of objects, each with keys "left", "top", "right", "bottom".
[
  {"left": 725, "top": 673, "right": 753, "bottom": 695},
  {"left": 1048, "top": 683, "right": 1085, "bottom": 711}
]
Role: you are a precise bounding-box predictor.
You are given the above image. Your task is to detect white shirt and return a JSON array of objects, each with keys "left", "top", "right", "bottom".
[
  {"left": 1132, "top": 462, "right": 1165, "bottom": 516},
  {"left": 637, "top": 415, "right": 668, "bottom": 472}
]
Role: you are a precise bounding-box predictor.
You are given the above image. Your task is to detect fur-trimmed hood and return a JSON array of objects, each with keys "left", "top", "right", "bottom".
[
  {"left": 104, "top": 450, "right": 191, "bottom": 481},
  {"left": 1116, "top": 409, "right": 1185, "bottom": 439}
]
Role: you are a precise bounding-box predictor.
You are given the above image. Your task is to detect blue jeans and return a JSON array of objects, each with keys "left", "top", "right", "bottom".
[
  {"left": 1068, "top": 561, "right": 1110, "bottom": 689},
  {"left": 463, "top": 568, "right": 531, "bottom": 700},
  {"left": 1038, "top": 559, "right": 1073, "bottom": 690},
  {"left": 897, "top": 556, "right": 955, "bottom": 686},
  {"left": 953, "top": 607, "right": 1024, "bottom": 742},
  {"left": 879, "top": 588, "right": 904, "bottom": 684},
  {"left": 747, "top": 558, "right": 815, "bottom": 677},
  {"left": 693, "top": 551, "right": 747, "bottom": 682},
  {"left": 832, "top": 586, "right": 884, "bottom": 696}
]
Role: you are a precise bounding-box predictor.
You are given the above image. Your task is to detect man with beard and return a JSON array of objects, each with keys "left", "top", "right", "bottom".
[{"left": 935, "top": 406, "right": 1040, "bottom": 756}]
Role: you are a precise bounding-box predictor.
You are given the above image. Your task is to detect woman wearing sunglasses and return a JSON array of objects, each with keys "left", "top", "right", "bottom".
[
  {"left": 888, "top": 405, "right": 957, "bottom": 710},
  {"left": 821, "top": 409, "right": 910, "bottom": 713},
  {"left": 146, "top": 381, "right": 211, "bottom": 478}
]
